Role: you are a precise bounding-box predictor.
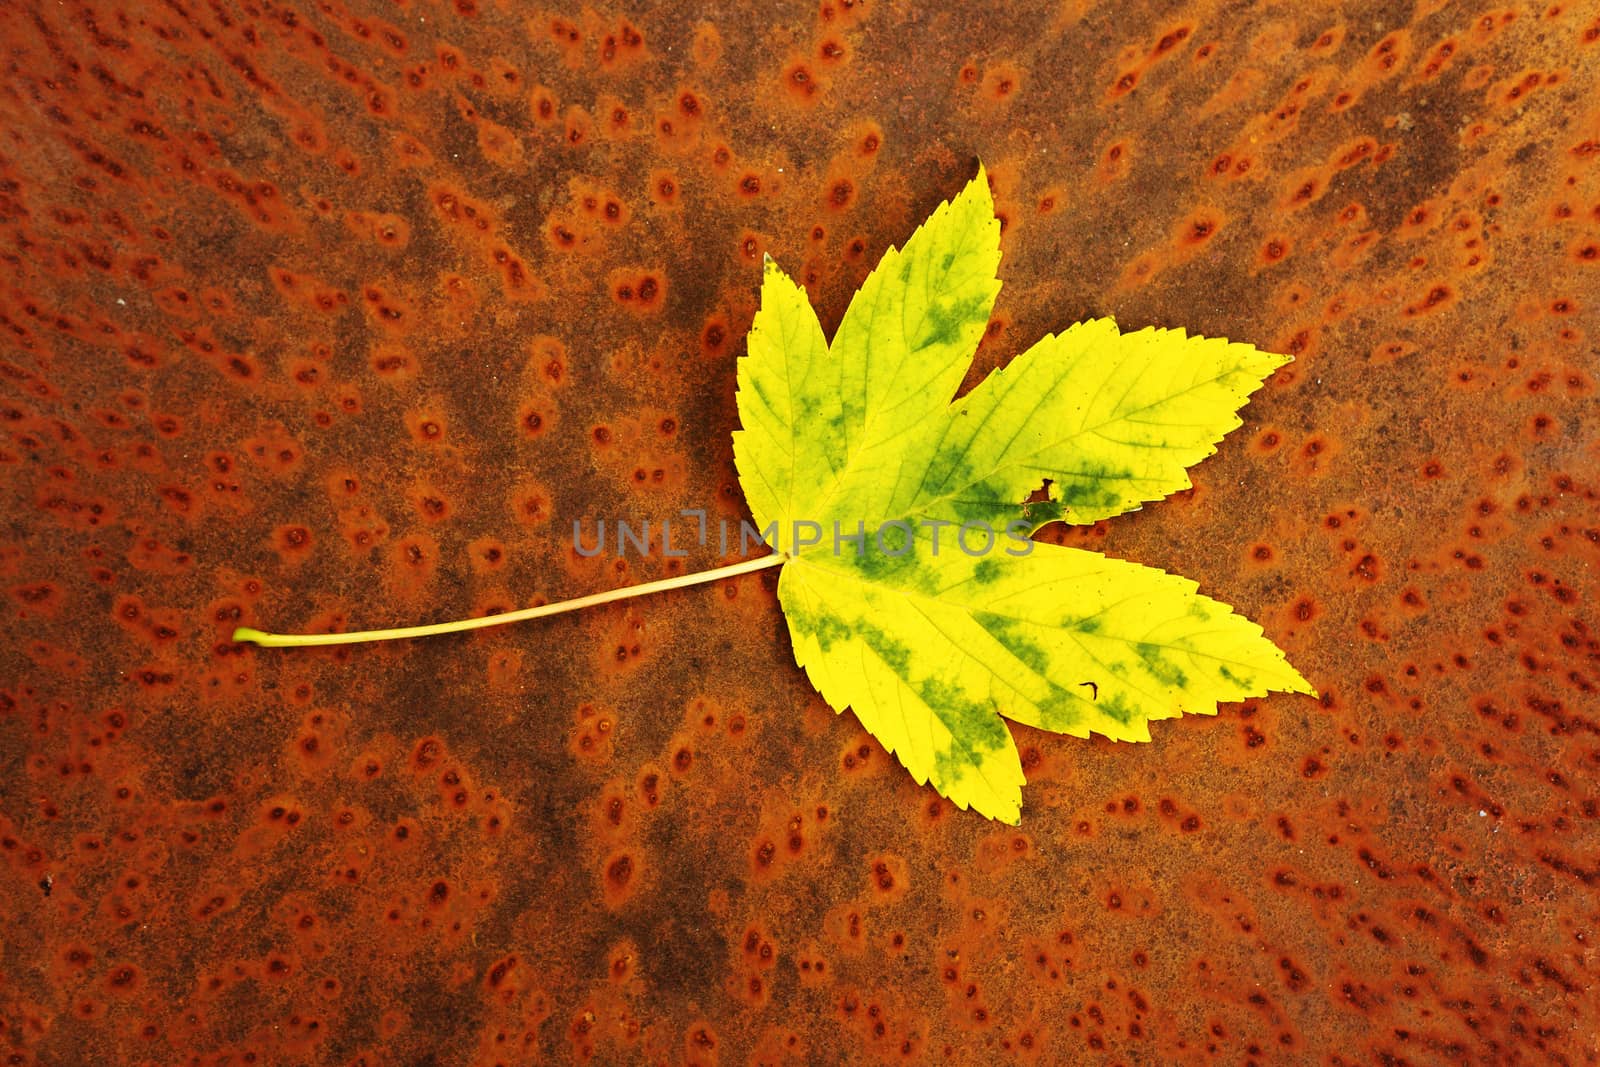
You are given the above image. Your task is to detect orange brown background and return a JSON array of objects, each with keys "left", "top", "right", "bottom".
[{"left": 1, "top": 0, "right": 1597, "bottom": 1063}]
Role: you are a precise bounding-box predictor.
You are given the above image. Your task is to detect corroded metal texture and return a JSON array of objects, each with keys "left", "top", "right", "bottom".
[{"left": 2, "top": 0, "right": 1597, "bottom": 1063}]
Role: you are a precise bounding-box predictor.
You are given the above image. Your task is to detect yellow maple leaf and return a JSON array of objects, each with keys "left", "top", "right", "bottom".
[{"left": 733, "top": 165, "right": 1314, "bottom": 823}]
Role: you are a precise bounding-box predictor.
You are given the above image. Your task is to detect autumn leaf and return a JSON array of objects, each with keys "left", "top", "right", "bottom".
[
  {"left": 235, "top": 162, "right": 1313, "bottom": 826},
  {"left": 733, "top": 164, "right": 1314, "bottom": 824}
]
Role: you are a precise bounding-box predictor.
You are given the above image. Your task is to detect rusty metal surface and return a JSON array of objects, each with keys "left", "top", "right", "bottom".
[{"left": 2, "top": 0, "right": 1597, "bottom": 1062}]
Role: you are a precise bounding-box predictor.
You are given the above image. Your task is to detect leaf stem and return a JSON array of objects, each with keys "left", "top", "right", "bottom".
[{"left": 232, "top": 552, "right": 790, "bottom": 649}]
